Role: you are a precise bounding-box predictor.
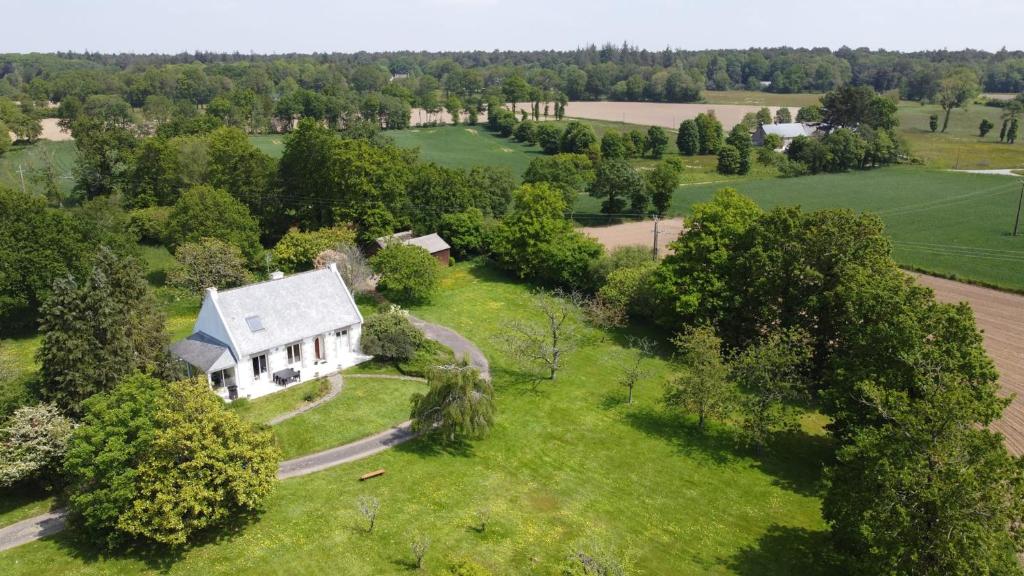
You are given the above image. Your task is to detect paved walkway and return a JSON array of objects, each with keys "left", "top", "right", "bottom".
[
  {"left": 0, "top": 317, "right": 490, "bottom": 552},
  {"left": 267, "top": 373, "right": 343, "bottom": 425},
  {"left": 409, "top": 314, "right": 491, "bottom": 379},
  {"left": 950, "top": 168, "right": 1022, "bottom": 176},
  {"left": 0, "top": 510, "right": 66, "bottom": 552}
]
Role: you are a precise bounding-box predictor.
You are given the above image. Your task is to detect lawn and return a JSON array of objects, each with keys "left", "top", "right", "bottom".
[
  {"left": 228, "top": 378, "right": 330, "bottom": 425},
  {"left": 0, "top": 261, "right": 829, "bottom": 574},
  {"left": 271, "top": 376, "right": 427, "bottom": 459},
  {"left": 0, "top": 140, "right": 77, "bottom": 200},
  {"left": 600, "top": 167, "right": 1024, "bottom": 291}
]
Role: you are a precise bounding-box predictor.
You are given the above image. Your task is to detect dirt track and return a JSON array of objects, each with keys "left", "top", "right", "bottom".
[
  {"left": 913, "top": 274, "right": 1024, "bottom": 454},
  {"left": 582, "top": 219, "right": 1024, "bottom": 454},
  {"left": 580, "top": 217, "right": 685, "bottom": 256}
]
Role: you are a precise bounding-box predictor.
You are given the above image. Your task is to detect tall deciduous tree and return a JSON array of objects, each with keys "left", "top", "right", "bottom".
[
  {"left": 644, "top": 125, "right": 669, "bottom": 158},
  {"left": 646, "top": 157, "right": 684, "bottom": 216},
  {"left": 37, "top": 247, "right": 169, "bottom": 415},
  {"left": 167, "top": 237, "right": 251, "bottom": 294},
  {"left": 166, "top": 184, "right": 263, "bottom": 265},
  {"left": 590, "top": 159, "right": 647, "bottom": 214},
  {"left": 936, "top": 69, "right": 981, "bottom": 132},
  {"left": 371, "top": 243, "right": 440, "bottom": 303}
]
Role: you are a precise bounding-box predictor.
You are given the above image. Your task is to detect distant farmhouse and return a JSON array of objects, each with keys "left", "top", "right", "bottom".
[
  {"left": 170, "top": 264, "right": 367, "bottom": 400},
  {"left": 374, "top": 231, "right": 451, "bottom": 265},
  {"left": 753, "top": 122, "right": 817, "bottom": 150}
]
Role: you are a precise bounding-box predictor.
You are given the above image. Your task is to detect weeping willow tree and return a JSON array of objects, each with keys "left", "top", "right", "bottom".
[{"left": 410, "top": 364, "right": 495, "bottom": 443}]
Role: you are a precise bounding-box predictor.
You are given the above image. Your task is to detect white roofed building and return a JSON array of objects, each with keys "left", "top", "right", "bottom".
[
  {"left": 170, "top": 263, "right": 368, "bottom": 400},
  {"left": 752, "top": 122, "right": 817, "bottom": 150}
]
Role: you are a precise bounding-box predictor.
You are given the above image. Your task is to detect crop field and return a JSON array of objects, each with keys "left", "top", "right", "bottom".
[
  {"left": 580, "top": 168, "right": 1024, "bottom": 291},
  {"left": 701, "top": 90, "right": 825, "bottom": 108}
]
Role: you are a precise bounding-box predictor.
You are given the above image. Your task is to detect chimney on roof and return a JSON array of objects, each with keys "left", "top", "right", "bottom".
[
  {"left": 328, "top": 262, "right": 338, "bottom": 274},
  {"left": 205, "top": 286, "right": 218, "bottom": 300},
  {"left": 270, "top": 270, "right": 285, "bottom": 280}
]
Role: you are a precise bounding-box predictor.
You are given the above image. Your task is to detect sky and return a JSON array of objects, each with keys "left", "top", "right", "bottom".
[{"left": 2, "top": 0, "right": 1022, "bottom": 54}]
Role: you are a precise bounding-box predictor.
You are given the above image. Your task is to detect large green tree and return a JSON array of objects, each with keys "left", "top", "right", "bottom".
[
  {"left": 64, "top": 374, "right": 279, "bottom": 548},
  {"left": 371, "top": 243, "right": 440, "bottom": 303},
  {"left": 0, "top": 187, "right": 90, "bottom": 335},
  {"left": 166, "top": 185, "right": 263, "bottom": 265},
  {"left": 936, "top": 69, "right": 981, "bottom": 132},
  {"left": 37, "top": 247, "right": 168, "bottom": 415},
  {"left": 590, "top": 159, "right": 647, "bottom": 214}
]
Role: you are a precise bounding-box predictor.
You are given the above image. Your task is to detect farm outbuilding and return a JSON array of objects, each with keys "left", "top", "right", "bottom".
[
  {"left": 374, "top": 231, "right": 451, "bottom": 265},
  {"left": 752, "top": 122, "right": 817, "bottom": 150}
]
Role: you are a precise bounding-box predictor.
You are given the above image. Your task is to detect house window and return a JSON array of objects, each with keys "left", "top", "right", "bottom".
[
  {"left": 251, "top": 354, "right": 268, "bottom": 380},
  {"left": 286, "top": 343, "right": 301, "bottom": 365},
  {"left": 315, "top": 336, "right": 326, "bottom": 362}
]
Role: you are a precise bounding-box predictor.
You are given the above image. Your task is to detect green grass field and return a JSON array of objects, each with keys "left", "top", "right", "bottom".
[
  {"left": 0, "top": 140, "right": 77, "bottom": 199},
  {"left": 585, "top": 167, "right": 1024, "bottom": 291},
  {"left": 896, "top": 101, "right": 1024, "bottom": 169},
  {"left": 0, "top": 261, "right": 829, "bottom": 575}
]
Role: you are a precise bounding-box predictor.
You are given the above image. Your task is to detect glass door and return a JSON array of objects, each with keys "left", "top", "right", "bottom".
[{"left": 251, "top": 354, "right": 268, "bottom": 380}]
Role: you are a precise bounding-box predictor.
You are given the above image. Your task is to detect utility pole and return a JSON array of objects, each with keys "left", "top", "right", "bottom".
[
  {"left": 1014, "top": 181, "right": 1024, "bottom": 237},
  {"left": 652, "top": 214, "right": 660, "bottom": 260},
  {"left": 16, "top": 163, "right": 26, "bottom": 194}
]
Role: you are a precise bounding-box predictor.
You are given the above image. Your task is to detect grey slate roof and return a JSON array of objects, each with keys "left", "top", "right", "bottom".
[
  {"left": 404, "top": 233, "right": 450, "bottom": 254},
  {"left": 170, "top": 332, "right": 235, "bottom": 372},
  {"left": 375, "top": 231, "right": 450, "bottom": 254},
  {"left": 214, "top": 267, "right": 361, "bottom": 357},
  {"left": 761, "top": 123, "right": 815, "bottom": 138}
]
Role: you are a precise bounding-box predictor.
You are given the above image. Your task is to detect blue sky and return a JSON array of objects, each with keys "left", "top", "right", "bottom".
[{"left": 3, "top": 0, "right": 1022, "bottom": 53}]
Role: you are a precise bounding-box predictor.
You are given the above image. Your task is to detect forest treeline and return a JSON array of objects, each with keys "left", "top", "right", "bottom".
[{"left": 2, "top": 45, "right": 1024, "bottom": 117}]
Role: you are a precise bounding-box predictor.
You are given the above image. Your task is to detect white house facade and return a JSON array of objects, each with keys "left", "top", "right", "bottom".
[{"left": 170, "top": 263, "right": 369, "bottom": 400}]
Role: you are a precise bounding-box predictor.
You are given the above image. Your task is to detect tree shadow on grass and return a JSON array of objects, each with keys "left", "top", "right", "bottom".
[
  {"left": 394, "top": 435, "right": 476, "bottom": 459},
  {"left": 50, "top": 510, "right": 263, "bottom": 574},
  {"left": 725, "top": 524, "right": 840, "bottom": 576},
  {"left": 756, "top": 429, "right": 832, "bottom": 498},
  {"left": 623, "top": 405, "right": 740, "bottom": 466},
  {"left": 488, "top": 364, "right": 551, "bottom": 397}
]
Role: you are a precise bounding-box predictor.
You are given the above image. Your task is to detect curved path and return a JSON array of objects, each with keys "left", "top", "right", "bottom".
[
  {"left": 408, "top": 314, "right": 491, "bottom": 379},
  {"left": 267, "top": 373, "right": 343, "bottom": 425},
  {"left": 0, "top": 317, "right": 489, "bottom": 553}
]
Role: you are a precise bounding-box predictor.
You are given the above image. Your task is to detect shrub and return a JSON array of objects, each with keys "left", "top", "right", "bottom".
[
  {"left": 512, "top": 120, "right": 536, "bottom": 144},
  {"left": 560, "top": 121, "right": 597, "bottom": 154},
  {"left": 928, "top": 114, "right": 939, "bottom": 132},
  {"left": 0, "top": 403, "right": 75, "bottom": 487},
  {"left": 597, "top": 261, "right": 659, "bottom": 320},
  {"left": 535, "top": 123, "right": 562, "bottom": 154},
  {"left": 167, "top": 237, "right": 251, "bottom": 294},
  {"left": 398, "top": 337, "right": 454, "bottom": 377},
  {"left": 272, "top": 225, "right": 357, "bottom": 273},
  {"left": 127, "top": 207, "right": 171, "bottom": 245},
  {"left": 762, "top": 133, "right": 784, "bottom": 150},
  {"left": 716, "top": 144, "right": 741, "bottom": 175},
  {"left": 371, "top": 243, "right": 440, "bottom": 303},
  {"left": 442, "top": 559, "right": 494, "bottom": 576},
  {"left": 361, "top": 307, "right": 425, "bottom": 363},
  {"left": 980, "top": 118, "right": 995, "bottom": 137},
  {"left": 64, "top": 374, "right": 278, "bottom": 548}
]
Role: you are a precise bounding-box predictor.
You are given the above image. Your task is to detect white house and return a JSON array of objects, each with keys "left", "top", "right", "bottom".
[
  {"left": 170, "top": 263, "right": 369, "bottom": 400},
  {"left": 752, "top": 122, "right": 817, "bottom": 150}
]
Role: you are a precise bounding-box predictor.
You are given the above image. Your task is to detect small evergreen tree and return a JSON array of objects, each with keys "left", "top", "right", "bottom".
[
  {"left": 928, "top": 113, "right": 939, "bottom": 132},
  {"left": 979, "top": 118, "right": 994, "bottom": 137},
  {"left": 1009, "top": 118, "right": 1019, "bottom": 144}
]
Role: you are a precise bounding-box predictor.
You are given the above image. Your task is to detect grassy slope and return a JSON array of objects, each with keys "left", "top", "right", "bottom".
[
  {"left": 619, "top": 167, "right": 1024, "bottom": 291},
  {"left": 0, "top": 262, "right": 828, "bottom": 575}
]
